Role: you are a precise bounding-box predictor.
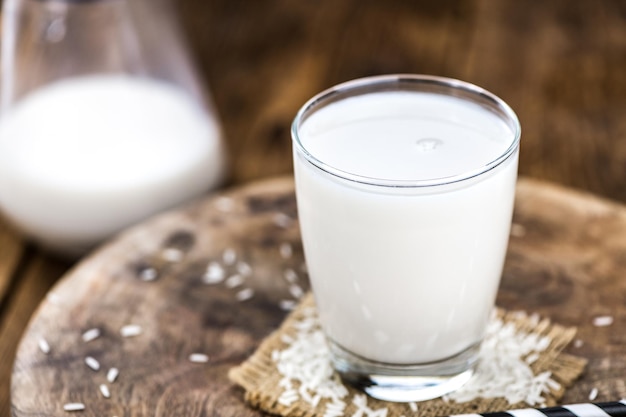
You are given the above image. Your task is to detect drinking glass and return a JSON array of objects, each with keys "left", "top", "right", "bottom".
[{"left": 291, "top": 74, "right": 520, "bottom": 402}]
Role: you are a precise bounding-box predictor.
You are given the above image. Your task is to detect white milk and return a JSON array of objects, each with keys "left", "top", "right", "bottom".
[
  {"left": 294, "top": 91, "right": 518, "bottom": 364},
  {"left": 0, "top": 75, "right": 225, "bottom": 255}
]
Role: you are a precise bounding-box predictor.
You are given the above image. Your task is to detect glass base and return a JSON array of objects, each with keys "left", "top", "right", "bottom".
[{"left": 329, "top": 340, "right": 479, "bottom": 402}]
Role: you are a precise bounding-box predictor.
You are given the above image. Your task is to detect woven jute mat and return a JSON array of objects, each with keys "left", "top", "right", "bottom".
[{"left": 229, "top": 293, "right": 586, "bottom": 417}]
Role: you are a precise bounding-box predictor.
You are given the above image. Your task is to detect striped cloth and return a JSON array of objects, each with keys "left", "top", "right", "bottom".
[{"left": 455, "top": 400, "right": 626, "bottom": 417}]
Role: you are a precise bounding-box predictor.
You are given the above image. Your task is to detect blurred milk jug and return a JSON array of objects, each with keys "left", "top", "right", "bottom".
[{"left": 0, "top": 0, "right": 227, "bottom": 256}]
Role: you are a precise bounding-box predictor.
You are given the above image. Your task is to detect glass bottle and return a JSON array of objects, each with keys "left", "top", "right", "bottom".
[{"left": 0, "top": 0, "right": 227, "bottom": 257}]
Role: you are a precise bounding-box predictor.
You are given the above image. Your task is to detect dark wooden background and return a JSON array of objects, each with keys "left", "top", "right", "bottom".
[{"left": 1, "top": 1, "right": 626, "bottom": 415}]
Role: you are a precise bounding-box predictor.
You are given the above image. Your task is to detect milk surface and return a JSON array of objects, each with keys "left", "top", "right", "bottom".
[
  {"left": 294, "top": 91, "right": 518, "bottom": 364},
  {"left": 0, "top": 75, "right": 225, "bottom": 255}
]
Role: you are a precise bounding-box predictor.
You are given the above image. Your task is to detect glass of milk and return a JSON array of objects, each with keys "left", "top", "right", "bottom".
[
  {"left": 292, "top": 75, "right": 520, "bottom": 402},
  {"left": 0, "top": 0, "right": 226, "bottom": 257}
]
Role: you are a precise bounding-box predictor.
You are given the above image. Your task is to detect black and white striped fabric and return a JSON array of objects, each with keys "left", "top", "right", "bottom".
[{"left": 453, "top": 400, "right": 626, "bottom": 417}]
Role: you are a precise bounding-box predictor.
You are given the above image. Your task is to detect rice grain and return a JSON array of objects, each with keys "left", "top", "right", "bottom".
[
  {"left": 236, "top": 288, "right": 254, "bottom": 301},
  {"left": 223, "top": 248, "right": 237, "bottom": 265},
  {"left": 189, "top": 353, "right": 210, "bottom": 363},
  {"left": 81, "top": 328, "right": 101, "bottom": 343},
  {"left": 592, "top": 315, "right": 614, "bottom": 327},
  {"left": 63, "top": 403, "right": 85, "bottom": 412},
  {"left": 85, "top": 356, "right": 100, "bottom": 371},
  {"left": 120, "top": 324, "right": 142, "bottom": 338},
  {"left": 99, "top": 384, "right": 111, "bottom": 398},
  {"left": 107, "top": 367, "right": 119, "bottom": 383},
  {"left": 203, "top": 262, "right": 225, "bottom": 284},
  {"left": 38, "top": 338, "right": 51, "bottom": 354}
]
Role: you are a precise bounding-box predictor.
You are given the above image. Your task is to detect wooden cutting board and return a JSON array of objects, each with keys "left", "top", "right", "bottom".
[{"left": 10, "top": 177, "right": 626, "bottom": 416}]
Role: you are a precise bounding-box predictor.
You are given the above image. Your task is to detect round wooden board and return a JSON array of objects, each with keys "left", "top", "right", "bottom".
[{"left": 10, "top": 177, "right": 626, "bottom": 416}]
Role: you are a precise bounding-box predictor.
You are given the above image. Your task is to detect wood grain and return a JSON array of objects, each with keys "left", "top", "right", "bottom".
[
  {"left": 3, "top": 1, "right": 626, "bottom": 416},
  {"left": 177, "top": 0, "right": 626, "bottom": 203},
  {"left": 10, "top": 177, "right": 626, "bottom": 416},
  {"left": 0, "top": 253, "right": 68, "bottom": 413},
  {"left": 0, "top": 218, "right": 24, "bottom": 306}
]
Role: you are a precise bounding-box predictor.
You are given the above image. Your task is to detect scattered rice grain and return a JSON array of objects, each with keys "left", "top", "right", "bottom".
[
  {"left": 223, "top": 248, "right": 237, "bottom": 265},
  {"left": 38, "top": 338, "right": 51, "bottom": 354},
  {"left": 274, "top": 213, "right": 293, "bottom": 228},
  {"left": 225, "top": 274, "right": 245, "bottom": 288},
  {"left": 236, "top": 261, "right": 252, "bottom": 276},
  {"left": 139, "top": 267, "right": 158, "bottom": 282},
  {"left": 203, "top": 262, "right": 225, "bottom": 284},
  {"left": 120, "top": 324, "right": 142, "bottom": 338},
  {"left": 288, "top": 284, "right": 304, "bottom": 299},
  {"left": 284, "top": 269, "right": 298, "bottom": 283},
  {"left": 99, "top": 384, "right": 111, "bottom": 398},
  {"left": 162, "top": 248, "right": 183, "bottom": 262},
  {"left": 82, "top": 328, "right": 101, "bottom": 343},
  {"left": 85, "top": 356, "right": 100, "bottom": 371},
  {"left": 574, "top": 339, "right": 584, "bottom": 348},
  {"left": 279, "top": 299, "right": 297, "bottom": 311},
  {"left": 408, "top": 402, "right": 418, "bottom": 412},
  {"left": 107, "top": 367, "right": 119, "bottom": 383},
  {"left": 63, "top": 403, "right": 85, "bottom": 412},
  {"left": 279, "top": 243, "right": 293, "bottom": 259},
  {"left": 589, "top": 387, "right": 599, "bottom": 401},
  {"left": 189, "top": 353, "right": 210, "bottom": 363},
  {"left": 592, "top": 315, "right": 613, "bottom": 327},
  {"left": 236, "top": 288, "right": 254, "bottom": 301}
]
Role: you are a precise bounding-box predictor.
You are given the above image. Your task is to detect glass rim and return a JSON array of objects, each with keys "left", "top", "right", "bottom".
[{"left": 291, "top": 74, "right": 521, "bottom": 188}]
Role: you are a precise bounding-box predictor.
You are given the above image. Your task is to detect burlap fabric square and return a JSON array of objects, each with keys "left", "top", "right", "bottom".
[{"left": 229, "top": 293, "right": 586, "bottom": 417}]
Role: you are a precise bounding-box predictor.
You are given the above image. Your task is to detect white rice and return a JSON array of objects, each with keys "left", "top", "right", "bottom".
[
  {"left": 236, "top": 261, "right": 252, "bottom": 276},
  {"left": 353, "top": 394, "right": 388, "bottom": 417},
  {"left": 222, "top": 248, "right": 237, "bottom": 265},
  {"left": 274, "top": 213, "right": 293, "bottom": 228},
  {"left": 139, "top": 267, "right": 158, "bottom": 282},
  {"left": 236, "top": 288, "right": 255, "bottom": 302},
  {"left": 288, "top": 284, "right": 304, "bottom": 299},
  {"left": 445, "top": 312, "right": 558, "bottom": 406},
  {"left": 120, "top": 324, "right": 142, "bottom": 338},
  {"left": 38, "top": 338, "right": 51, "bottom": 354},
  {"left": 81, "top": 328, "right": 101, "bottom": 343},
  {"left": 279, "top": 243, "right": 293, "bottom": 259},
  {"left": 592, "top": 315, "right": 613, "bottom": 327},
  {"left": 589, "top": 387, "right": 599, "bottom": 401},
  {"left": 274, "top": 307, "right": 562, "bottom": 410},
  {"left": 225, "top": 274, "right": 245, "bottom": 288},
  {"left": 63, "top": 403, "right": 85, "bottom": 412},
  {"left": 162, "top": 248, "right": 183, "bottom": 263},
  {"left": 189, "top": 353, "right": 210, "bottom": 363},
  {"left": 99, "top": 384, "right": 110, "bottom": 399},
  {"left": 107, "top": 367, "right": 119, "bottom": 383},
  {"left": 284, "top": 269, "right": 298, "bottom": 283},
  {"left": 84, "top": 356, "right": 100, "bottom": 371},
  {"left": 203, "top": 262, "right": 225, "bottom": 284},
  {"left": 279, "top": 300, "right": 298, "bottom": 311}
]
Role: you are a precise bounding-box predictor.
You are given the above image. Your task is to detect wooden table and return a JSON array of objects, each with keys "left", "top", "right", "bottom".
[{"left": 1, "top": 1, "right": 626, "bottom": 415}]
